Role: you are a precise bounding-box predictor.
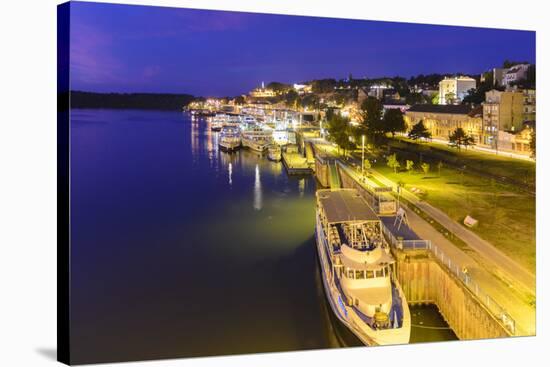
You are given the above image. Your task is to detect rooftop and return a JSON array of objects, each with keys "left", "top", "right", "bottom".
[
  {"left": 407, "top": 104, "right": 474, "bottom": 115},
  {"left": 317, "top": 189, "right": 378, "bottom": 224}
]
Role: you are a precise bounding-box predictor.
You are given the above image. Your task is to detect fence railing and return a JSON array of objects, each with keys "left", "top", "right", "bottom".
[
  {"left": 381, "top": 222, "right": 431, "bottom": 250},
  {"left": 428, "top": 241, "right": 516, "bottom": 335},
  {"left": 383, "top": 221, "right": 517, "bottom": 335}
]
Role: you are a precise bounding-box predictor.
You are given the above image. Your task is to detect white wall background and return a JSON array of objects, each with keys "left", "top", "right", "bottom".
[{"left": 0, "top": 0, "right": 546, "bottom": 366}]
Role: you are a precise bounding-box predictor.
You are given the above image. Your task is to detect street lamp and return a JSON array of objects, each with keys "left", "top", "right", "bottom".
[{"left": 361, "top": 135, "right": 366, "bottom": 178}]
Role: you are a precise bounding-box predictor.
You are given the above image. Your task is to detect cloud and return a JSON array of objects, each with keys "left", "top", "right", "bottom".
[{"left": 70, "top": 22, "right": 124, "bottom": 86}]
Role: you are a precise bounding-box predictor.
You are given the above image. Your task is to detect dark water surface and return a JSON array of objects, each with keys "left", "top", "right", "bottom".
[{"left": 70, "top": 109, "right": 454, "bottom": 364}]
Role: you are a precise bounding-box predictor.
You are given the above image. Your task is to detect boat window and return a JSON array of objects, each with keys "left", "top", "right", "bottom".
[
  {"left": 375, "top": 268, "right": 384, "bottom": 278},
  {"left": 346, "top": 268, "right": 354, "bottom": 279},
  {"left": 366, "top": 270, "right": 375, "bottom": 279},
  {"left": 355, "top": 270, "right": 365, "bottom": 279}
]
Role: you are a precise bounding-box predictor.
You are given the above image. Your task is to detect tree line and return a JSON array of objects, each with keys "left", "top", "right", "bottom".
[{"left": 71, "top": 91, "right": 196, "bottom": 110}]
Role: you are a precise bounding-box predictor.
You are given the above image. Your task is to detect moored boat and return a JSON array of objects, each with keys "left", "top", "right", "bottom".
[
  {"left": 210, "top": 114, "right": 226, "bottom": 131},
  {"left": 315, "top": 189, "right": 411, "bottom": 346},
  {"left": 267, "top": 144, "right": 282, "bottom": 162},
  {"left": 241, "top": 125, "right": 271, "bottom": 153},
  {"left": 219, "top": 125, "right": 241, "bottom": 152}
]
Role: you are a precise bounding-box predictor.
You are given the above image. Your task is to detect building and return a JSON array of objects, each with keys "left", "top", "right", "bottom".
[
  {"left": 438, "top": 76, "right": 477, "bottom": 105},
  {"left": 480, "top": 68, "right": 509, "bottom": 87},
  {"left": 404, "top": 104, "right": 483, "bottom": 143},
  {"left": 249, "top": 82, "right": 277, "bottom": 98},
  {"left": 497, "top": 122, "right": 534, "bottom": 155},
  {"left": 293, "top": 83, "right": 312, "bottom": 95},
  {"left": 503, "top": 64, "right": 530, "bottom": 87},
  {"left": 383, "top": 101, "right": 410, "bottom": 114},
  {"left": 521, "top": 89, "right": 536, "bottom": 122},
  {"left": 482, "top": 88, "right": 536, "bottom": 152},
  {"left": 482, "top": 90, "right": 525, "bottom": 147}
]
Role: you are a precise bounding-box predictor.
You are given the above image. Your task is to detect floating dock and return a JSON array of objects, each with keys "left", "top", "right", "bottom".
[{"left": 282, "top": 152, "right": 312, "bottom": 175}]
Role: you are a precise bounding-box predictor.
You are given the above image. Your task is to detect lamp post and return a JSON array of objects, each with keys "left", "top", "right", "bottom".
[{"left": 361, "top": 135, "right": 366, "bottom": 178}]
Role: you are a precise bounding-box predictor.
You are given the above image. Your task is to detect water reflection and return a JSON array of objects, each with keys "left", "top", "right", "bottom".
[
  {"left": 254, "top": 163, "right": 262, "bottom": 210},
  {"left": 69, "top": 110, "right": 455, "bottom": 364}
]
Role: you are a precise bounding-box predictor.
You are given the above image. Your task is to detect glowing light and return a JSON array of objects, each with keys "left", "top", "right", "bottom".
[{"left": 253, "top": 164, "right": 262, "bottom": 210}]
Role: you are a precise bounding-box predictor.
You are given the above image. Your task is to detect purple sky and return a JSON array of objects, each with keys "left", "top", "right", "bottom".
[{"left": 69, "top": 1, "right": 536, "bottom": 97}]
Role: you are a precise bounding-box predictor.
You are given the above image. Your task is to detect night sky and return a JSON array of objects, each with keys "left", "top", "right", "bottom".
[{"left": 70, "top": 1, "right": 536, "bottom": 97}]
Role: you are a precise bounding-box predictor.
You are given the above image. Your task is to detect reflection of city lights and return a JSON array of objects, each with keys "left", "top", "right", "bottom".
[
  {"left": 253, "top": 164, "right": 262, "bottom": 211},
  {"left": 228, "top": 163, "right": 232, "bottom": 186},
  {"left": 299, "top": 178, "right": 305, "bottom": 197}
]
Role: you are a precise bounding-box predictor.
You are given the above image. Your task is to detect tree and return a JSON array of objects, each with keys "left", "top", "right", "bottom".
[
  {"left": 383, "top": 109, "right": 406, "bottom": 137},
  {"left": 444, "top": 92, "right": 456, "bottom": 104},
  {"left": 359, "top": 97, "right": 384, "bottom": 145},
  {"left": 284, "top": 90, "right": 300, "bottom": 108},
  {"left": 530, "top": 128, "right": 536, "bottom": 159},
  {"left": 364, "top": 158, "right": 372, "bottom": 171},
  {"left": 266, "top": 81, "right": 291, "bottom": 93},
  {"left": 233, "top": 95, "right": 246, "bottom": 105},
  {"left": 421, "top": 162, "right": 430, "bottom": 175},
  {"left": 503, "top": 60, "right": 529, "bottom": 68},
  {"left": 326, "top": 112, "right": 355, "bottom": 156},
  {"left": 386, "top": 153, "right": 400, "bottom": 173},
  {"left": 406, "top": 160, "right": 414, "bottom": 175},
  {"left": 405, "top": 92, "right": 424, "bottom": 105},
  {"left": 408, "top": 120, "right": 432, "bottom": 141},
  {"left": 311, "top": 78, "right": 337, "bottom": 93},
  {"left": 437, "top": 161, "right": 443, "bottom": 176},
  {"left": 448, "top": 127, "right": 475, "bottom": 151}
]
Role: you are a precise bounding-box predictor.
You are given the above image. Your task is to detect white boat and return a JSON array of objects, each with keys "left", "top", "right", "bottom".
[
  {"left": 219, "top": 125, "right": 241, "bottom": 152},
  {"left": 241, "top": 126, "right": 271, "bottom": 153},
  {"left": 210, "top": 114, "right": 226, "bottom": 131},
  {"left": 315, "top": 189, "right": 411, "bottom": 346},
  {"left": 267, "top": 144, "right": 282, "bottom": 162},
  {"left": 224, "top": 115, "right": 242, "bottom": 128},
  {"left": 240, "top": 115, "right": 257, "bottom": 130}
]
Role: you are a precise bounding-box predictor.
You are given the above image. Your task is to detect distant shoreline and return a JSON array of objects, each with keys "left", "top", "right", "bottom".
[{"left": 68, "top": 91, "right": 195, "bottom": 110}]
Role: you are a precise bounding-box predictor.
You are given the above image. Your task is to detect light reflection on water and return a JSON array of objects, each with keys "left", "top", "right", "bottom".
[{"left": 254, "top": 163, "right": 262, "bottom": 210}]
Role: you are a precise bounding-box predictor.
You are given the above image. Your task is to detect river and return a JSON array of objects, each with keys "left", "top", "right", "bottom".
[{"left": 69, "top": 109, "right": 455, "bottom": 364}]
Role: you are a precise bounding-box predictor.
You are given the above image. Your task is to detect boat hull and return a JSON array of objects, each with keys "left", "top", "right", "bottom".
[
  {"left": 219, "top": 139, "right": 241, "bottom": 152},
  {"left": 242, "top": 138, "right": 268, "bottom": 153},
  {"left": 268, "top": 151, "right": 282, "bottom": 162},
  {"left": 314, "top": 212, "right": 411, "bottom": 346}
]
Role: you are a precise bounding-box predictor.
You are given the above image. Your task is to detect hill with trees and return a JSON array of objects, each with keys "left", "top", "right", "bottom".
[{"left": 71, "top": 91, "right": 195, "bottom": 110}]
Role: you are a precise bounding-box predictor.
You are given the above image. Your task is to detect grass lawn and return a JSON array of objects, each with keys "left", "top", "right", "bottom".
[
  {"left": 373, "top": 161, "right": 536, "bottom": 273},
  {"left": 388, "top": 138, "right": 536, "bottom": 188}
]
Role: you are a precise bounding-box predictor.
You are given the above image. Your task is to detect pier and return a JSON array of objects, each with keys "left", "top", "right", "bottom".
[
  {"left": 311, "top": 140, "right": 527, "bottom": 340},
  {"left": 282, "top": 144, "right": 313, "bottom": 175}
]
